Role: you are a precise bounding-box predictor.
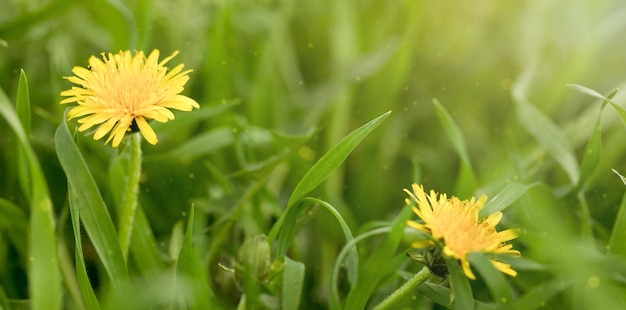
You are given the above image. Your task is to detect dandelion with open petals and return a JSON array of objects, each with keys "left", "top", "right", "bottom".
[
  {"left": 60, "top": 49, "right": 199, "bottom": 147},
  {"left": 405, "top": 184, "right": 520, "bottom": 280}
]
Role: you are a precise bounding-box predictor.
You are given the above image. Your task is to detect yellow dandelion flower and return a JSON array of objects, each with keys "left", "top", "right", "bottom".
[
  {"left": 60, "top": 49, "right": 199, "bottom": 147},
  {"left": 405, "top": 184, "right": 520, "bottom": 280}
]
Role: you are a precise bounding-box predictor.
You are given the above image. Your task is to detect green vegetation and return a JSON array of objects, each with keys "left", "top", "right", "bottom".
[{"left": 2, "top": 0, "right": 626, "bottom": 309}]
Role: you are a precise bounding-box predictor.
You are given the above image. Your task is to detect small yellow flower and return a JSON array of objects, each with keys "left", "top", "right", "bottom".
[
  {"left": 60, "top": 49, "right": 199, "bottom": 147},
  {"left": 405, "top": 184, "right": 520, "bottom": 280}
]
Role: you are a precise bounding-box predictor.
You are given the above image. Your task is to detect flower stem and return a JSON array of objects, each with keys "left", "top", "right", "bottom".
[
  {"left": 118, "top": 134, "right": 142, "bottom": 261},
  {"left": 372, "top": 267, "right": 432, "bottom": 310}
]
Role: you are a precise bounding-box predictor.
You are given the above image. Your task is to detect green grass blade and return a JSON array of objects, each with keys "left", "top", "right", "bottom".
[
  {"left": 16, "top": 69, "right": 31, "bottom": 200},
  {"left": 69, "top": 188, "right": 101, "bottom": 310},
  {"left": 566, "top": 83, "right": 612, "bottom": 101},
  {"left": 468, "top": 253, "right": 514, "bottom": 307},
  {"left": 514, "top": 98, "right": 579, "bottom": 184},
  {"left": 444, "top": 254, "right": 473, "bottom": 310},
  {"left": 433, "top": 99, "right": 477, "bottom": 198},
  {"left": 344, "top": 204, "right": 412, "bottom": 310},
  {"left": 0, "top": 81, "right": 61, "bottom": 310},
  {"left": 268, "top": 111, "right": 391, "bottom": 245},
  {"left": 54, "top": 111, "right": 129, "bottom": 292},
  {"left": 276, "top": 197, "right": 358, "bottom": 285},
  {"left": 613, "top": 169, "right": 626, "bottom": 186},
  {"left": 287, "top": 110, "right": 391, "bottom": 207},
  {"left": 330, "top": 227, "right": 391, "bottom": 310},
  {"left": 576, "top": 106, "right": 604, "bottom": 188},
  {"left": 608, "top": 187, "right": 626, "bottom": 256},
  {"left": 16, "top": 69, "right": 31, "bottom": 133},
  {"left": 480, "top": 182, "right": 536, "bottom": 217},
  {"left": 282, "top": 256, "right": 305, "bottom": 310},
  {"left": 177, "top": 205, "right": 215, "bottom": 309}
]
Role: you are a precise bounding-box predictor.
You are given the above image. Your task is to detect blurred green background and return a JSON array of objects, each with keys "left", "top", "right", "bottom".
[{"left": 2, "top": 0, "right": 626, "bottom": 308}]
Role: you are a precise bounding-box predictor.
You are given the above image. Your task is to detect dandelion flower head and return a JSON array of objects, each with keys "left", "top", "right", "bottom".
[
  {"left": 60, "top": 49, "right": 199, "bottom": 147},
  {"left": 405, "top": 184, "right": 520, "bottom": 280}
]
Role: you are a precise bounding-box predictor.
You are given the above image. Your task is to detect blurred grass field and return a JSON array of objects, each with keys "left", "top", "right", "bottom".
[{"left": 2, "top": 0, "right": 626, "bottom": 309}]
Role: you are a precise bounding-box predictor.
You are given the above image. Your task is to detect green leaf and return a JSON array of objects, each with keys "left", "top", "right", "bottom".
[
  {"left": 444, "top": 254, "right": 473, "bottom": 310},
  {"left": 282, "top": 257, "right": 305, "bottom": 310},
  {"left": 344, "top": 204, "right": 413, "bottom": 310},
  {"left": 275, "top": 198, "right": 358, "bottom": 285},
  {"left": 177, "top": 205, "right": 215, "bottom": 309},
  {"left": 69, "top": 188, "right": 101, "bottom": 310},
  {"left": 288, "top": 110, "right": 391, "bottom": 207},
  {"left": 55, "top": 111, "right": 129, "bottom": 292},
  {"left": 433, "top": 99, "right": 477, "bottom": 198},
  {"left": 468, "top": 253, "right": 514, "bottom": 306},
  {"left": 480, "top": 182, "right": 536, "bottom": 217},
  {"left": 0, "top": 79, "right": 61, "bottom": 310},
  {"left": 514, "top": 98, "right": 579, "bottom": 184},
  {"left": 608, "top": 187, "right": 626, "bottom": 256}
]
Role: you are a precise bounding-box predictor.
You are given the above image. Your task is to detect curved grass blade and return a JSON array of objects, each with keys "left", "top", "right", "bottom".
[
  {"left": 268, "top": 111, "right": 391, "bottom": 244},
  {"left": 0, "top": 82, "right": 61, "bottom": 310},
  {"left": 468, "top": 253, "right": 514, "bottom": 307},
  {"left": 55, "top": 111, "right": 129, "bottom": 292},
  {"left": 282, "top": 257, "right": 305, "bottom": 310},
  {"left": 276, "top": 197, "right": 358, "bottom": 285},
  {"left": 330, "top": 226, "right": 391, "bottom": 310},
  {"left": 444, "top": 254, "right": 473, "bottom": 310},
  {"left": 344, "top": 204, "right": 413, "bottom": 310},
  {"left": 69, "top": 188, "right": 101, "bottom": 310},
  {"left": 568, "top": 85, "right": 626, "bottom": 126},
  {"left": 433, "top": 99, "right": 477, "bottom": 198}
]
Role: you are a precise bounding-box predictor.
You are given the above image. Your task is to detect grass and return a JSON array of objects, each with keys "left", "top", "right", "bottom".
[{"left": 2, "top": 0, "right": 626, "bottom": 309}]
